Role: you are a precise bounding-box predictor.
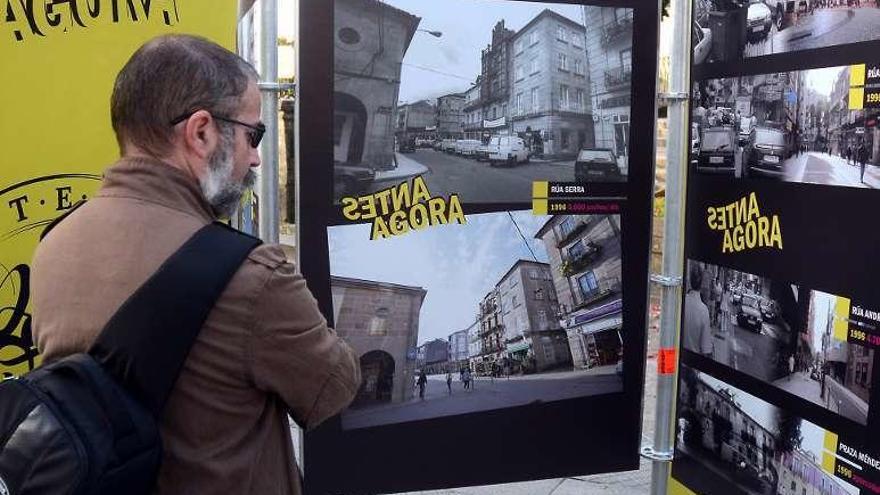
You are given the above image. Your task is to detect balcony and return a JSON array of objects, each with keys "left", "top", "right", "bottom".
[
  {"left": 571, "top": 277, "right": 622, "bottom": 312},
  {"left": 604, "top": 66, "right": 632, "bottom": 91},
  {"left": 602, "top": 13, "right": 633, "bottom": 46},
  {"left": 559, "top": 242, "right": 603, "bottom": 277},
  {"left": 479, "top": 323, "right": 503, "bottom": 337},
  {"left": 556, "top": 219, "right": 596, "bottom": 248},
  {"left": 479, "top": 301, "right": 498, "bottom": 317}
]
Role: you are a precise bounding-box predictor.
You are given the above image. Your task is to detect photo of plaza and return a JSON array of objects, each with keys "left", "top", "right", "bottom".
[
  {"left": 333, "top": 0, "right": 634, "bottom": 202},
  {"left": 328, "top": 212, "right": 625, "bottom": 429},
  {"left": 674, "top": 365, "right": 859, "bottom": 495}
]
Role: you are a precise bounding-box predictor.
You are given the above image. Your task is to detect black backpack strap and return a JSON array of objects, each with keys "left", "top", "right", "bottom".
[{"left": 88, "top": 222, "right": 262, "bottom": 417}]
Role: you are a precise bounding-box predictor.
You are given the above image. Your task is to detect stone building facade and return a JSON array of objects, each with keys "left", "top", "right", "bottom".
[
  {"left": 509, "top": 9, "right": 595, "bottom": 159},
  {"left": 476, "top": 288, "right": 504, "bottom": 375},
  {"left": 536, "top": 215, "right": 623, "bottom": 369},
  {"left": 437, "top": 93, "right": 466, "bottom": 139},
  {"left": 331, "top": 276, "right": 426, "bottom": 407},
  {"left": 584, "top": 6, "right": 632, "bottom": 163},
  {"left": 334, "top": 0, "right": 419, "bottom": 170},
  {"left": 496, "top": 260, "right": 570, "bottom": 373}
]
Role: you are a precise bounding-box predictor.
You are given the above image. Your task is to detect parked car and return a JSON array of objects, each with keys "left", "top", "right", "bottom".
[
  {"left": 488, "top": 136, "right": 529, "bottom": 166},
  {"left": 398, "top": 137, "right": 416, "bottom": 153},
  {"left": 691, "top": 122, "right": 702, "bottom": 157},
  {"left": 739, "top": 116, "right": 754, "bottom": 146},
  {"left": 574, "top": 148, "right": 623, "bottom": 182},
  {"left": 475, "top": 142, "right": 493, "bottom": 162},
  {"left": 693, "top": 22, "right": 712, "bottom": 65},
  {"left": 747, "top": 0, "right": 774, "bottom": 40},
  {"left": 737, "top": 294, "right": 763, "bottom": 332},
  {"left": 744, "top": 126, "right": 788, "bottom": 178},
  {"left": 760, "top": 299, "right": 778, "bottom": 322},
  {"left": 334, "top": 161, "right": 375, "bottom": 198},
  {"left": 433, "top": 139, "right": 444, "bottom": 151},
  {"left": 697, "top": 126, "right": 739, "bottom": 175},
  {"left": 456, "top": 139, "right": 481, "bottom": 157},
  {"left": 442, "top": 139, "right": 457, "bottom": 153}
]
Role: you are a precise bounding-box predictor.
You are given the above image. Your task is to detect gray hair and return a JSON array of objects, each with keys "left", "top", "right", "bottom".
[{"left": 110, "top": 34, "right": 259, "bottom": 157}]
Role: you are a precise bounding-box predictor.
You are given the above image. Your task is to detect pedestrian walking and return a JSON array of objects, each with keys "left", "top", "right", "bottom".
[
  {"left": 683, "top": 264, "right": 714, "bottom": 359},
  {"left": 788, "top": 354, "right": 795, "bottom": 380},
  {"left": 858, "top": 142, "right": 869, "bottom": 183},
  {"left": 417, "top": 369, "right": 428, "bottom": 399},
  {"left": 463, "top": 368, "right": 472, "bottom": 390},
  {"left": 446, "top": 371, "right": 452, "bottom": 395}
]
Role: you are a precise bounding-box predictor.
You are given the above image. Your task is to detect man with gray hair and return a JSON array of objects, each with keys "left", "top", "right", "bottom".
[{"left": 31, "top": 34, "right": 360, "bottom": 494}]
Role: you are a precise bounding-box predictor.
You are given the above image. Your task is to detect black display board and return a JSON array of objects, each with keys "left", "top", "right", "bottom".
[
  {"left": 298, "top": 0, "right": 659, "bottom": 492},
  {"left": 674, "top": 3, "right": 880, "bottom": 494}
]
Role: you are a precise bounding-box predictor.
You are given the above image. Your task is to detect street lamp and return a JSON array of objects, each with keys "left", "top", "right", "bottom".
[{"left": 417, "top": 29, "right": 443, "bottom": 38}]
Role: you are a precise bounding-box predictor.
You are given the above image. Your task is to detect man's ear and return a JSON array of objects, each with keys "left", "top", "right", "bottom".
[{"left": 183, "top": 110, "right": 218, "bottom": 160}]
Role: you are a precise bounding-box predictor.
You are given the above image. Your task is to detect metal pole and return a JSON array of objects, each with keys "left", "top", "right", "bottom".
[
  {"left": 258, "top": 0, "right": 280, "bottom": 245},
  {"left": 648, "top": 0, "right": 692, "bottom": 491}
]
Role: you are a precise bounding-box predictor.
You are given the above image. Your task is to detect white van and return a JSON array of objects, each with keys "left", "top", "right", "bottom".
[{"left": 488, "top": 136, "right": 529, "bottom": 166}]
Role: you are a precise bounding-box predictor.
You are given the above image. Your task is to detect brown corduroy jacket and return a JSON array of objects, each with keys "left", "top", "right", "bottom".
[{"left": 31, "top": 157, "right": 360, "bottom": 495}]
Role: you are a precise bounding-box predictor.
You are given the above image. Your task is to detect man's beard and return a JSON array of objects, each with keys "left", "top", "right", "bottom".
[{"left": 200, "top": 136, "right": 256, "bottom": 218}]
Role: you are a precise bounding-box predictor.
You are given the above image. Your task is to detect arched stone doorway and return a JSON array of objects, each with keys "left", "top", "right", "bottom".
[
  {"left": 334, "top": 92, "right": 367, "bottom": 165},
  {"left": 353, "top": 350, "right": 395, "bottom": 408}
]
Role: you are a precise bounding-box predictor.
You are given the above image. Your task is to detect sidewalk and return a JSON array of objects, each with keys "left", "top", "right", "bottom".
[
  {"left": 788, "top": 152, "right": 880, "bottom": 188},
  {"left": 370, "top": 153, "right": 429, "bottom": 190},
  {"left": 399, "top": 353, "right": 658, "bottom": 495}
]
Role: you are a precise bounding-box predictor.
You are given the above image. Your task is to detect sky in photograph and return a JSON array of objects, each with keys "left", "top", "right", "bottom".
[
  {"left": 328, "top": 211, "right": 552, "bottom": 345},
  {"left": 804, "top": 66, "right": 847, "bottom": 98},
  {"left": 382, "top": 0, "right": 589, "bottom": 103},
  {"left": 809, "top": 290, "right": 836, "bottom": 353},
  {"left": 699, "top": 371, "right": 858, "bottom": 493},
  {"left": 698, "top": 372, "right": 779, "bottom": 432}
]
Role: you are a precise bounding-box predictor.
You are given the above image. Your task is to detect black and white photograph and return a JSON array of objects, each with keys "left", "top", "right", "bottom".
[
  {"left": 692, "top": 65, "right": 880, "bottom": 188},
  {"left": 771, "top": 290, "right": 873, "bottom": 425},
  {"left": 674, "top": 365, "right": 860, "bottom": 495},
  {"left": 333, "top": 0, "right": 634, "bottom": 202},
  {"left": 693, "top": 0, "right": 880, "bottom": 65},
  {"left": 682, "top": 260, "right": 801, "bottom": 383},
  {"left": 327, "top": 212, "right": 624, "bottom": 429}
]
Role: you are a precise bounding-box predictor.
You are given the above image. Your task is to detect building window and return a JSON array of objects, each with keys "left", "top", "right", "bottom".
[
  {"left": 515, "top": 38, "right": 524, "bottom": 55},
  {"left": 502, "top": 104, "right": 508, "bottom": 117},
  {"left": 615, "top": 8, "right": 628, "bottom": 22},
  {"left": 556, "top": 25, "right": 567, "bottom": 43},
  {"left": 575, "top": 59, "right": 584, "bottom": 76},
  {"left": 338, "top": 27, "right": 361, "bottom": 45},
  {"left": 620, "top": 48, "right": 632, "bottom": 70},
  {"left": 531, "top": 88, "right": 539, "bottom": 111},
  {"left": 559, "top": 217, "right": 575, "bottom": 237},
  {"left": 369, "top": 307, "right": 390, "bottom": 336},
  {"left": 568, "top": 240, "right": 586, "bottom": 260},
  {"left": 512, "top": 294, "right": 519, "bottom": 306},
  {"left": 577, "top": 271, "right": 599, "bottom": 299},
  {"left": 572, "top": 32, "right": 583, "bottom": 48},
  {"left": 516, "top": 65, "right": 524, "bottom": 81},
  {"left": 529, "top": 30, "right": 539, "bottom": 46},
  {"left": 561, "top": 129, "right": 570, "bottom": 149},
  {"left": 557, "top": 53, "right": 568, "bottom": 71},
  {"left": 559, "top": 84, "right": 570, "bottom": 109},
  {"left": 515, "top": 93, "right": 524, "bottom": 115},
  {"left": 576, "top": 90, "right": 585, "bottom": 111},
  {"left": 530, "top": 58, "right": 539, "bottom": 75}
]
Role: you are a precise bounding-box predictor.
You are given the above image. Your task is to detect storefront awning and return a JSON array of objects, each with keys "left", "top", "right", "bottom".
[
  {"left": 506, "top": 341, "right": 530, "bottom": 353},
  {"left": 576, "top": 315, "right": 622, "bottom": 336},
  {"left": 570, "top": 298, "right": 623, "bottom": 327}
]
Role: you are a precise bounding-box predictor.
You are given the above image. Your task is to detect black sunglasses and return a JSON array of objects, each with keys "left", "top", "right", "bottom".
[{"left": 170, "top": 112, "right": 266, "bottom": 148}]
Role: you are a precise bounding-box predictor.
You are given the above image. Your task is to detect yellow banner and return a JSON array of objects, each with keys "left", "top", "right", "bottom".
[{"left": 0, "top": 0, "right": 238, "bottom": 377}]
